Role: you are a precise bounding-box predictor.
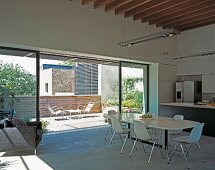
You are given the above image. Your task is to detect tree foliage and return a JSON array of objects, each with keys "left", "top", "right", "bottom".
[
  {"left": 0, "top": 62, "right": 36, "bottom": 96},
  {"left": 62, "top": 60, "right": 75, "bottom": 66}
]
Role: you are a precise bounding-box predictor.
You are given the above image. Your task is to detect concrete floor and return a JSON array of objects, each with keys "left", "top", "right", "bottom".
[{"left": 37, "top": 126, "right": 215, "bottom": 170}]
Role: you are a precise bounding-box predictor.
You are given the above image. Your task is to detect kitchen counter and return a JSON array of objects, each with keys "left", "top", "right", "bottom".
[
  {"left": 160, "top": 103, "right": 215, "bottom": 137},
  {"left": 160, "top": 102, "right": 215, "bottom": 109}
]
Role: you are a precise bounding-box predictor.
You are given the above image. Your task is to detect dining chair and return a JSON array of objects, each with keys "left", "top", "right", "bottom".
[
  {"left": 169, "top": 115, "right": 184, "bottom": 135},
  {"left": 168, "top": 123, "right": 206, "bottom": 169},
  {"left": 107, "top": 116, "right": 130, "bottom": 153},
  {"left": 105, "top": 110, "right": 118, "bottom": 141},
  {"left": 159, "top": 114, "right": 184, "bottom": 142},
  {"left": 130, "top": 120, "right": 164, "bottom": 164}
]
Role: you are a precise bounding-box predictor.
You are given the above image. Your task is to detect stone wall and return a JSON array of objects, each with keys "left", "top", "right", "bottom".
[{"left": 52, "top": 69, "right": 75, "bottom": 95}]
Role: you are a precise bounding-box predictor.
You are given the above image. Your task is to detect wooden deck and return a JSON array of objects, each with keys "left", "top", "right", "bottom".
[{"left": 40, "top": 95, "right": 102, "bottom": 117}]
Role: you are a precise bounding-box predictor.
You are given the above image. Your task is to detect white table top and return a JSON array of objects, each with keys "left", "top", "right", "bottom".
[{"left": 120, "top": 113, "right": 199, "bottom": 130}]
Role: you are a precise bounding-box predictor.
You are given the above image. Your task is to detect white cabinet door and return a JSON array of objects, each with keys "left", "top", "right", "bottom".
[{"left": 202, "top": 75, "right": 215, "bottom": 93}]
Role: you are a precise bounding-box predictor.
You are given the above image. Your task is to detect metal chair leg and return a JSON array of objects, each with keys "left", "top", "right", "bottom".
[
  {"left": 141, "top": 143, "right": 146, "bottom": 153},
  {"left": 119, "top": 134, "right": 124, "bottom": 143},
  {"left": 120, "top": 136, "right": 128, "bottom": 153},
  {"left": 129, "top": 139, "right": 137, "bottom": 157},
  {"left": 185, "top": 144, "right": 192, "bottom": 157},
  {"left": 180, "top": 144, "right": 190, "bottom": 169},
  {"left": 197, "top": 142, "right": 206, "bottom": 162},
  {"left": 158, "top": 145, "right": 164, "bottom": 159},
  {"left": 105, "top": 126, "right": 111, "bottom": 141},
  {"left": 168, "top": 143, "right": 179, "bottom": 164},
  {"left": 107, "top": 132, "right": 115, "bottom": 148},
  {"left": 148, "top": 141, "right": 155, "bottom": 164}
]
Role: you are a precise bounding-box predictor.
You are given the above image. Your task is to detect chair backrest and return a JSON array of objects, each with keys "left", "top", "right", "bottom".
[
  {"left": 107, "top": 110, "right": 118, "bottom": 125},
  {"left": 188, "top": 123, "right": 204, "bottom": 143},
  {"left": 173, "top": 115, "right": 184, "bottom": 121},
  {"left": 110, "top": 116, "right": 124, "bottom": 133},
  {"left": 47, "top": 105, "right": 55, "bottom": 114},
  {"left": 133, "top": 120, "right": 151, "bottom": 141},
  {"left": 108, "top": 110, "right": 117, "bottom": 117},
  {"left": 47, "top": 105, "right": 61, "bottom": 115},
  {"left": 84, "top": 102, "right": 94, "bottom": 112}
]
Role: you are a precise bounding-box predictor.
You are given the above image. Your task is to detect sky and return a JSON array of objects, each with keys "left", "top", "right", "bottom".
[
  {"left": 0, "top": 54, "right": 61, "bottom": 75},
  {"left": 0, "top": 54, "right": 144, "bottom": 79}
]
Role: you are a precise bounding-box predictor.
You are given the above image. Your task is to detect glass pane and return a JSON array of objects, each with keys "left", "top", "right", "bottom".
[
  {"left": 100, "top": 63, "right": 119, "bottom": 114},
  {"left": 39, "top": 54, "right": 118, "bottom": 132},
  {"left": 0, "top": 48, "right": 36, "bottom": 121},
  {"left": 121, "top": 62, "right": 147, "bottom": 114}
]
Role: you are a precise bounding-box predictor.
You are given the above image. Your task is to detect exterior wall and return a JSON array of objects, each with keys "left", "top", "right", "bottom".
[
  {"left": 75, "top": 63, "right": 98, "bottom": 95},
  {"left": 40, "top": 69, "right": 53, "bottom": 96},
  {"left": 52, "top": 69, "right": 75, "bottom": 95}
]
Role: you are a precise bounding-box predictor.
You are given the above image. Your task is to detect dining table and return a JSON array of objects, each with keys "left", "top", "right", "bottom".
[{"left": 120, "top": 113, "right": 199, "bottom": 152}]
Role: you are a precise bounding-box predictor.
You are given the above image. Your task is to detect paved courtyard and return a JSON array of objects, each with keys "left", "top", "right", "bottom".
[{"left": 41, "top": 113, "right": 108, "bottom": 133}]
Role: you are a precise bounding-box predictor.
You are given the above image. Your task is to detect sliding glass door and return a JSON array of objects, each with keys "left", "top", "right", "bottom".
[{"left": 121, "top": 62, "right": 148, "bottom": 115}]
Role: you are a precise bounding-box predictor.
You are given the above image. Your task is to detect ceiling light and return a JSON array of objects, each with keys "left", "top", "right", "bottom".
[
  {"left": 170, "top": 50, "right": 215, "bottom": 60},
  {"left": 117, "top": 29, "right": 179, "bottom": 47}
]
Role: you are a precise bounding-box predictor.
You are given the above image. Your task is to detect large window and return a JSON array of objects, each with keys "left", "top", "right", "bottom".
[
  {"left": 0, "top": 47, "right": 149, "bottom": 127},
  {"left": 0, "top": 48, "right": 37, "bottom": 121}
]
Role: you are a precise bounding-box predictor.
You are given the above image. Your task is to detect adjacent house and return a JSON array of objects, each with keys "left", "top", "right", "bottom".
[{"left": 40, "top": 63, "right": 98, "bottom": 96}]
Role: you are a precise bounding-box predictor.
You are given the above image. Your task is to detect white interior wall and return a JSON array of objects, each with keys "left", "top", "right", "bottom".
[
  {"left": 0, "top": 0, "right": 176, "bottom": 64},
  {"left": 0, "top": 0, "right": 178, "bottom": 109},
  {"left": 177, "top": 25, "right": 215, "bottom": 76},
  {"left": 159, "top": 64, "right": 177, "bottom": 102},
  {"left": 176, "top": 25, "right": 215, "bottom": 100}
]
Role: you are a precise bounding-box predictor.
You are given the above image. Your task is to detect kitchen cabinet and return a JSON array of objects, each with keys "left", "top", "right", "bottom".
[
  {"left": 160, "top": 103, "right": 215, "bottom": 137},
  {"left": 202, "top": 75, "right": 215, "bottom": 93}
]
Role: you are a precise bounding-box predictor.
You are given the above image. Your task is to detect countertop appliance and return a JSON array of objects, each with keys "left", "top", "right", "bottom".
[{"left": 176, "top": 81, "right": 202, "bottom": 103}]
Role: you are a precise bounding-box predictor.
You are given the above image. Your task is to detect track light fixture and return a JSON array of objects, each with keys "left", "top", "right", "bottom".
[
  {"left": 117, "top": 29, "right": 179, "bottom": 47},
  {"left": 170, "top": 50, "right": 215, "bottom": 60}
]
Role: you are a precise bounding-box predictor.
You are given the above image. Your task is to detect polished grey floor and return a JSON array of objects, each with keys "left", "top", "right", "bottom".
[{"left": 37, "top": 126, "right": 215, "bottom": 170}]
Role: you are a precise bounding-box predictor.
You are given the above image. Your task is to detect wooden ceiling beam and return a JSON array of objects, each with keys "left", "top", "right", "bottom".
[
  {"left": 124, "top": 0, "right": 169, "bottom": 18},
  {"left": 133, "top": 0, "right": 188, "bottom": 21},
  {"left": 155, "top": 0, "right": 215, "bottom": 27},
  {"left": 82, "top": 0, "right": 95, "bottom": 5},
  {"left": 162, "top": 7, "right": 215, "bottom": 29},
  {"left": 115, "top": 0, "right": 150, "bottom": 15},
  {"left": 179, "top": 20, "right": 215, "bottom": 31},
  {"left": 94, "top": 0, "right": 112, "bottom": 9},
  {"left": 175, "top": 15, "right": 215, "bottom": 30},
  {"left": 105, "top": 0, "right": 132, "bottom": 12},
  {"left": 142, "top": 0, "right": 203, "bottom": 23}
]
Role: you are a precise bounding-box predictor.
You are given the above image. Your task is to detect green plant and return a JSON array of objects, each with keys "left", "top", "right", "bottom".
[
  {"left": 105, "top": 76, "right": 144, "bottom": 110},
  {"left": 41, "top": 120, "right": 49, "bottom": 133}
]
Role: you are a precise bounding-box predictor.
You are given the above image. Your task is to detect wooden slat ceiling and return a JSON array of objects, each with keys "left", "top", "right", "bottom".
[{"left": 81, "top": 0, "right": 215, "bottom": 32}]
